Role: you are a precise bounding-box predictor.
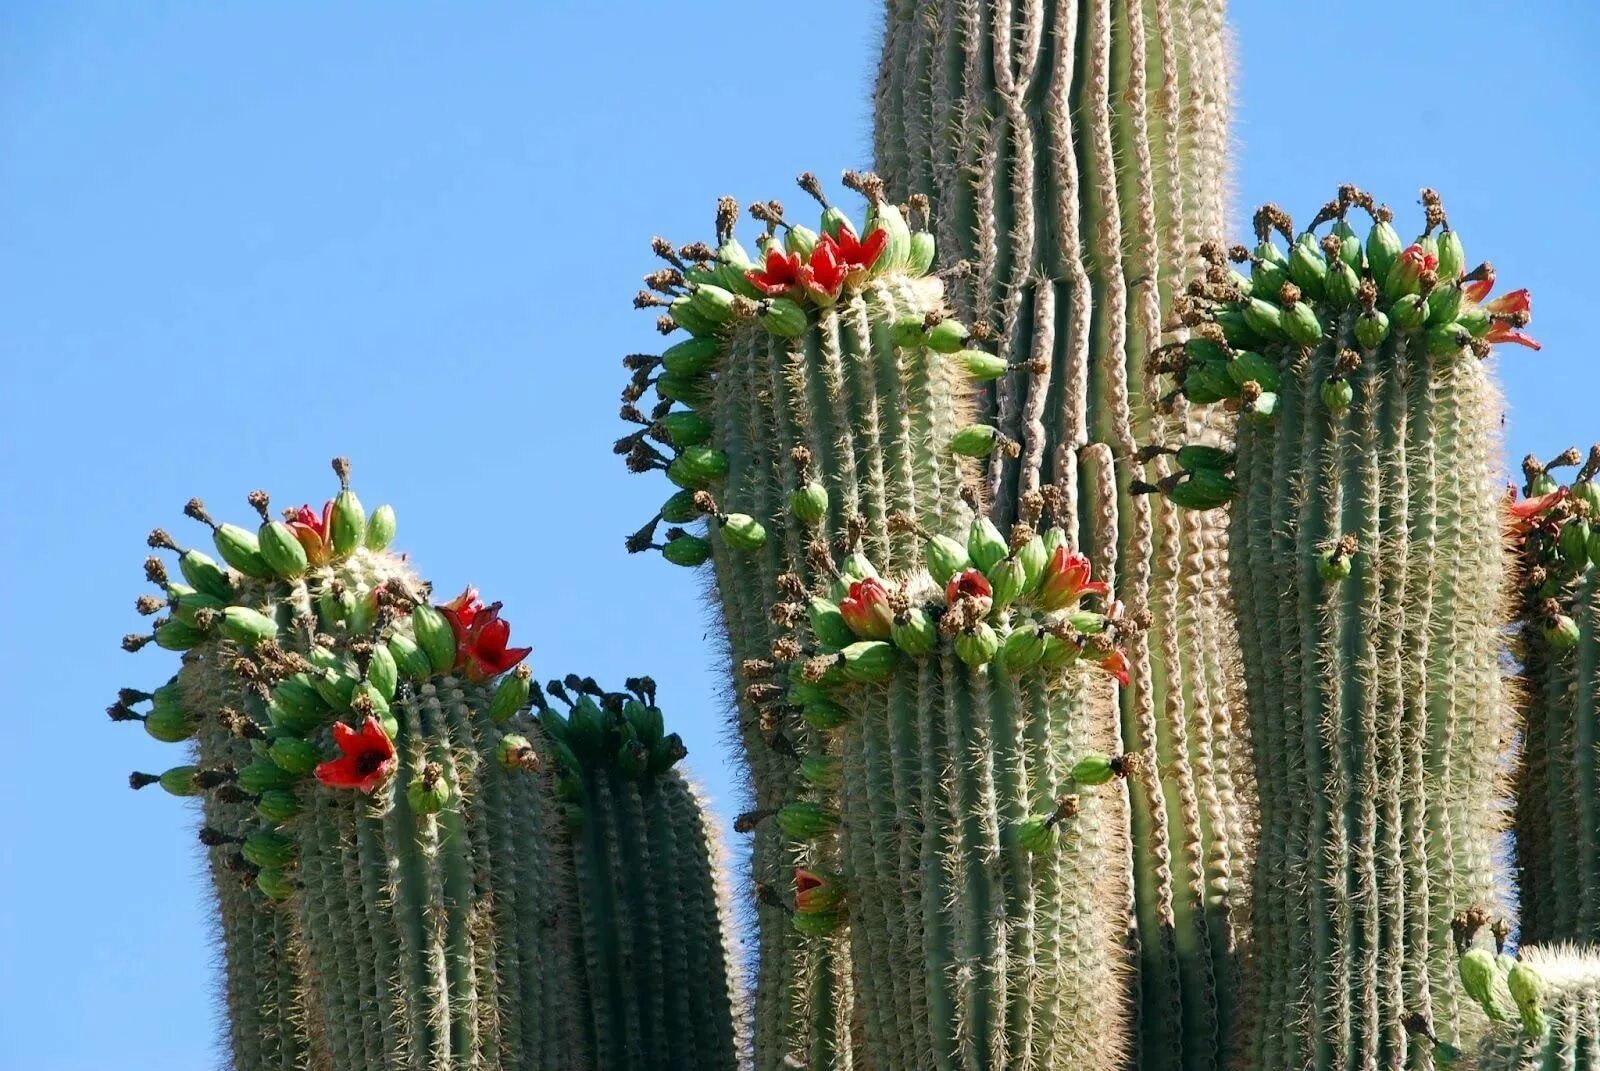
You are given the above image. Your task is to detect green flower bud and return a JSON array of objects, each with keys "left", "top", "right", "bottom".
[
  {"left": 269, "top": 675, "right": 329, "bottom": 733},
  {"left": 867, "top": 201, "right": 911, "bottom": 272},
  {"left": 145, "top": 704, "right": 197, "bottom": 743},
  {"left": 1041, "top": 526, "right": 1068, "bottom": 556},
  {"left": 1331, "top": 219, "right": 1363, "bottom": 269},
  {"left": 1458, "top": 305, "right": 1491, "bottom": 338},
  {"left": 1427, "top": 282, "right": 1465, "bottom": 327},
  {"left": 1016, "top": 533, "right": 1048, "bottom": 593},
  {"left": 1242, "top": 297, "right": 1287, "bottom": 341},
  {"left": 497, "top": 733, "right": 541, "bottom": 772},
  {"left": 255, "top": 868, "right": 295, "bottom": 901},
  {"left": 363, "top": 504, "right": 396, "bottom": 551},
  {"left": 488, "top": 666, "right": 532, "bottom": 723},
  {"left": 176, "top": 548, "right": 231, "bottom": 600},
  {"left": 411, "top": 604, "right": 456, "bottom": 675},
  {"left": 165, "top": 586, "right": 223, "bottom": 629},
  {"left": 662, "top": 336, "right": 720, "bottom": 376},
  {"left": 1576, "top": 480, "right": 1600, "bottom": 513},
  {"left": 1014, "top": 816, "right": 1056, "bottom": 854},
  {"left": 258, "top": 520, "right": 310, "bottom": 579},
  {"left": 1255, "top": 238, "right": 1288, "bottom": 267},
  {"left": 1226, "top": 350, "right": 1280, "bottom": 393},
  {"left": 997, "top": 626, "right": 1047, "bottom": 675},
  {"left": 329, "top": 488, "right": 366, "bottom": 560},
  {"left": 954, "top": 622, "right": 1001, "bottom": 668},
  {"left": 659, "top": 489, "right": 702, "bottom": 525},
  {"left": 1213, "top": 307, "right": 1260, "bottom": 348},
  {"left": 890, "top": 606, "right": 937, "bottom": 657},
  {"left": 1366, "top": 219, "right": 1403, "bottom": 284},
  {"left": 907, "top": 230, "right": 936, "bottom": 275},
  {"left": 1424, "top": 323, "right": 1472, "bottom": 358},
  {"left": 758, "top": 297, "right": 808, "bottom": 337},
  {"left": 802, "top": 699, "right": 852, "bottom": 730},
  {"left": 661, "top": 410, "right": 713, "bottom": 447},
  {"left": 840, "top": 640, "right": 898, "bottom": 684},
  {"left": 267, "top": 737, "right": 320, "bottom": 776},
  {"left": 1436, "top": 229, "right": 1465, "bottom": 281},
  {"left": 1250, "top": 260, "right": 1289, "bottom": 301},
  {"left": 924, "top": 318, "right": 968, "bottom": 354},
  {"left": 785, "top": 225, "right": 819, "bottom": 258},
  {"left": 157, "top": 766, "right": 201, "bottom": 797},
  {"left": 1244, "top": 391, "right": 1277, "bottom": 420},
  {"left": 1390, "top": 294, "right": 1428, "bottom": 333},
  {"left": 987, "top": 557, "right": 1027, "bottom": 613},
  {"left": 1039, "top": 633, "right": 1081, "bottom": 669},
  {"left": 951, "top": 424, "right": 1000, "bottom": 458},
  {"left": 364, "top": 644, "right": 398, "bottom": 705},
  {"left": 219, "top": 606, "right": 278, "bottom": 648},
  {"left": 820, "top": 206, "right": 853, "bottom": 240},
  {"left": 1325, "top": 259, "right": 1361, "bottom": 309},
  {"left": 385, "top": 633, "right": 431, "bottom": 684},
  {"left": 1545, "top": 613, "right": 1581, "bottom": 651},
  {"left": 1174, "top": 444, "right": 1235, "bottom": 472},
  {"left": 213, "top": 523, "right": 274, "bottom": 579},
  {"left": 655, "top": 371, "right": 713, "bottom": 408},
  {"left": 790, "top": 480, "right": 829, "bottom": 525},
  {"left": 799, "top": 755, "right": 841, "bottom": 788},
  {"left": 956, "top": 349, "right": 1009, "bottom": 381},
  {"left": 1166, "top": 469, "right": 1237, "bottom": 511},
  {"left": 890, "top": 313, "right": 926, "bottom": 348},
  {"left": 925, "top": 534, "right": 971, "bottom": 587},
  {"left": 1321, "top": 378, "right": 1354, "bottom": 412},
  {"left": 256, "top": 789, "right": 303, "bottom": 824},
  {"left": 668, "top": 293, "right": 718, "bottom": 337},
  {"left": 407, "top": 765, "right": 453, "bottom": 815},
  {"left": 810, "top": 597, "right": 855, "bottom": 649},
  {"left": 1460, "top": 948, "right": 1516, "bottom": 1023},
  {"left": 666, "top": 445, "right": 729, "bottom": 489},
  {"left": 1559, "top": 517, "right": 1592, "bottom": 568},
  {"left": 777, "top": 801, "right": 840, "bottom": 840},
  {"left": 1507, "top": 961, "right": 1547, "bottom": 1037},
  {"left": 1318, "top": 548, "right": 1353, "bottom": 583},
  {"left": 1071, "top": 752, "right": 1117, "bottom": 787},
  {"left": 1354, "top": 309, "right": 1391, "bottom": 350},
  {"left": 721, "top": 514, "right": 767, "bottom": 552},
  {"left": 715, "top": 239, "right": 761, "bottom": 297},
  {"left": 242, "top": 831, "right": 296, "bottom": 870},
  {"left": 1281, "top": 301, "right": 1324, "bottom": 346},
  {"left": 1182, "top": 366, "right": 1238, "bottom": 404},
  {"left": 154, "top": 618, "right": 207, "bottom": 652},
  {"left": 1287, "top": 235, "right": 1328, "bottom": 299},
  {"left": 968, "top": 518, "right": 1008, "bottom": 574}
]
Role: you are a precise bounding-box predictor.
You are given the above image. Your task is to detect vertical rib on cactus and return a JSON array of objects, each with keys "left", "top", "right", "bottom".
[
  {"left": 619, "top": 182, "right": 1132, "bottom": 1068},
  {"left": 117, "top": 464, "right": 589, "bottom": 1070},
  {"left": 1463, "top": 945, "right": 1600, "bottom": 1070},
  {"left": 873, "top": 5, "right": 1243, "bottom": 1066},
  {"left": 1509, "top": 448, "right": 1600, "bottom": 946},
  {"left": 1157, "top": 189, "right": 1530, "bottom": 1066},
  {"left": 535, "top": 676, "right": 740, "bottom": 1071}
]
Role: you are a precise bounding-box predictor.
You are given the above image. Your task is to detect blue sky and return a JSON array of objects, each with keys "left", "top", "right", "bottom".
[{"left": 1, "top": 3, "right": 1594, "bottom": 1068}]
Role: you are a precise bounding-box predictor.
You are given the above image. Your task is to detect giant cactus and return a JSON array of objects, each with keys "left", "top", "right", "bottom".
[
  {"left": 1509, "top": 449, "right": 1600, "bottom": 946},
  {"left": 872, "top": 5, "right": 1246, "bottom": 1065},
  {"left": 1152, "top": 187, "right": 1537, "bottom": 1066},
  {"left": 619, "top": 177, "right": 1133, "bottom": 1068},
  {"left": 117, "top": 462, "right": 735, "bottom": 1071}
]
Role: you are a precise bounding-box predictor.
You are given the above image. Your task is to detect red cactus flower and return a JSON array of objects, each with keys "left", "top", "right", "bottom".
[
  {"left": 1483, "top": 289, "right": 1531, "bottom": 317},
  {"left": 747, "top": 247, "right": 804, "bottom": 298},
  {"left": 833, "top": 223, "right": 889, "bottom": 284},
  {"left": 439, "top": 587, "right": 532, "bottom": 682},
  {"left": 799, "top": 238, "right": 848, "bottom": 304},
  {"left": 1484, "top": 287, "right": 1541, "bottom": 350},
  {"left": 288, "top": 501, "right": 335, "bottom": 566},
  {"left": 1463, "top": 265, "right": 1496, "bottom": 304},
  {"left": 838, "top": 577, "right": 895, "bottom": 640},
  {"left": 794, "top": 868, "right": 842, "bottom": 913},
  {"left": 315, "top": 716, "right": 397, "bottom": 793},
  {"left": 945, "top": 568, "right": 993, "bottom": 607},
  {"left": 1505, "top": 485, "right": 1568, "bottom": 538},
  {"left": 1397, "top": 243, "right": 1438, "bottom": 275},
  {"left": 1036, "top": 547, "right": 1110, "bottom": 612},
  {"left": 1091, "top": 647, "right": 1131, "bottom": 687}
]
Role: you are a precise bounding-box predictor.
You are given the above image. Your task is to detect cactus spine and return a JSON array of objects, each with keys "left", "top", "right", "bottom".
[
  {"left": 535, "top": 676, "right": 741, "bottom": 1070},
  {"left": 120, "top": 463, "right": 736, "bottom": 1070},
  {"left": 1160, "top": 189, "right": 1533, "bottom": 1066},
  {"left": 1510, "top": 450, "right": 1600, "bottom": 946},
  {"left": 621, "top": 180, "right": 1133, "bottom": 1068},
  {"left": 1465, "top": 945, "right": 1600, "bottom": 1070},
  {"left": 873, "top": 4, "right": 1245, "bottom": 1065}
]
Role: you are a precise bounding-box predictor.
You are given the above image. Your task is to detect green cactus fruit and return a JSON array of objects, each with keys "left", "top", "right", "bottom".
[
  {"left": 176, "top": 548, "right": 232, "bottom": 600},
  {"left": 405, "top": 764, "right": 452, "bottom": 815},
  {"left": 158, "top": 765, "right": 201, "bottom": 797},
  {"left": 953, "top": 622, "right": 1001, "bottom": 668},
  {"left": 1460, "top": 948, "right": 1516, "bottom": 1023},
  {"left": 924, "top": 533, "right": 970, "bottom": 586},
  {"left": 809, "top": 597, "right": 855, "bottom": 649},
  {"left": 801, "top": 699, "right": 851, "bottom": 731},
  {"left": 1355, "top": 308, "right": 1391, "bottom": 349},
  {"left": 667, "top": 446, "right": 729, "bottom": 489},
  {"left": 907, "top": 230, "right": 936, "bottom": 275},
  {"left": 144, "top": 703, "right": 196, "bottom": 743},
  {"left": 410, "top": 603, "right": 456, "bottom": 674},
  {"left": 255, "top": 789, "right": 302, "bottom": 824},
  {"left": 955, "top": 348, "right": 1008, "bottom": 380},
  {"left": 254, "top": 868, "right": 295, "bottom": 901},
  {"left": 889, "top": 606, "right": 936, "bottom": 656},
  {"left": 267, "top": 736, "right": 321, "bottom": 776},
  {"left": 758, "top": 297, "right": 807, "bottom": 337},
  {"left": 364, "top": 504, "right": 396, "bottom": 551},
  {"left": 789, "top": 480, "right": 829, "bottom": 525},
  {"left": 777, "top": 802, "right": 840, "bottom": 840},
  {"left": 951, "top": 423, "right": 999, "bottom": 457},
  {"left": 996, "top": 626, "right": 1046, "bottom": 674},
  {"left": 662, "top": 336, "right": 719, "bottom": 376},
  {"left": 154, "top": 618, "right": 207, "bottom": 651},
  {"left": 220, "top": 606, "right": 278, "bottom": 647},
  {"left": 924, "top": 317, "right": 967, "bottom": 353},
  {"left": 720, "top": 513, "right": 767, "bottom": 551},
  {"left": 1071, "top": 752, "right": 1117, "bottom": 787},
  {"left": 213, "top": 523, "right": 274, "bottom": 579},
  {"left": 241, "top": 831, "right": 296, "bottom": 870},
  {"left": 258, "top": 520, "right": 310, "bottom": 578},
  {"left": 661, "top": 410, "right": 713, "bottom": 447},
  {"left": 839, "top": 640, "right": 897, "bottom": 683}
]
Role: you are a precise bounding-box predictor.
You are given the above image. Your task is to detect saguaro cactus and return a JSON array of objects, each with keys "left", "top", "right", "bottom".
[
  {"left": 1153, "top": 187, "right": 1538, "bottom": 1066},
  {"left": 119, "top": 463, "right": 584, "bottom": 1070},
  {"left": 619, "top": 178, "right": 1132, "bottom": 1068},
  {"left": 873, "top": 5, "right": 1245, "bottom": 1065},
  {"left": 1508, "top": 448, "right": 1600, "bottom": 946},
  {"left": 534, "top": 675, "right": 741, "bottom": 1071},
  {"left": 1462, "top": 944, "right": 1600, "bottom": 1070}
]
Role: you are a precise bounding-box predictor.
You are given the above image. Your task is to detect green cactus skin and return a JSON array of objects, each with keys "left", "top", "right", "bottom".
[
  {"left": 621, "top": 193, "right": 1129, "bottom": 1069},
  {"left": 120, "top": 469, "right": 592, "bottom": 1070},
  {"left": 1511, "top": 453, "right": 1600, "bottom": 947},
  {"left": 539, "top": 680, "right": 741, "bottom": 1071},
  {"left": 872, "top": 4, "right": 1246, "bottom": 1066},
  {"left": 1470, "top": 945, "right": 1600, "bottom": 1070},
  {"left": 1165, "top": 191, "right": 1522, "bottom": 1067}
]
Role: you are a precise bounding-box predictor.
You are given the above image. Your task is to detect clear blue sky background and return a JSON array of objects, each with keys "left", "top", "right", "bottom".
[{"left": 1, "top": 3, "right": 1593, "bottom": 1068}]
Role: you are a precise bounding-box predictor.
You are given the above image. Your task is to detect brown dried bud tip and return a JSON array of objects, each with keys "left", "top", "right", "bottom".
[
  {"left": 1333, "top": 533, "right": 1359, "bottom": 561},
  {"left": 1522, "top": 453, "right": 1545, "bottom": 483},
  {"left": 1308, "top": 198, "right": 1342, "bottom": 230},
  {"left": 776, "top": 573, "right": 807, "bottom": 600},
  {"left": 733, "top": 809, "right": 772, "bottom": 834},
  {"left": 643, "top": 269, "right": 683, "bottom": 294},
  {"left": 1320, "top": 234, "right": 1343, "bottom": 258},
  {"left": 1038, "top": 484, "right": 1065, "bottom": 521},
  {"left": 246, "top": 489, "right": 271, "bottom": 521},
  {"left": 802, "top": 655, "right": 838, "bottom": 683},
  {"left": 144, "top": 556, "right": 170, "bottom": 584},
  {"left": 350, "top": 690, "right": 374, "bottom": 717},
  {"left": 840, "top": 169, "right": 883, "bottom": 202},
  {"left": 1468, "top": 337, "right": 1492, "bottom": 361},
  {"left": 182, "top": 498, "right": 214, "bottom": 527},
  {"left": 129, "top": 771, "right": 161, "bottom": 790},
  {"left": 1372, "top": 203, "right": 1394, "bottom": 224},
  {"left": 147, "top": 528, "right": 179, "bottom": 551},
  {"left": 1019, "top": 489, "right": 1045, "bottom": 526},
  {"left": 1420, "top": 187, "right": 1446, "bottom": 233},
  {"left": 135, "top": 594, "right": 166, "bottom": 616},
  {"left": 107, "top": 702, "right": 143, "bottom": 722},
  {"left": 907, "top": 192, "right": 930, "bottom": 227},
  {"left": 331, "top": 456, "right": 352, "bottom": 490},
  {"left": 771, "top": 636, "right": 802, "bottom": 662},
  {"left": 744, "top": 683, "right": 783, "bottom": 706},
  {"left": 1008, "top": 523, "right": 1035, "bottom": 552},
  {"left": 1491, "top": 916, "right": 1511, "bottom": 953},
  {"left": 959, "top": 483, "right": 983, "bottom": 513},
  {"left": 198, "top": 827, "right": 239, "bottom": 847},
  {"left": 1227, "top": 243, "right": 1251, "bottom": 264},
  {"left": 747, "top": 201, "right": 782, "bottom": 227},
  {"left": 1252, "top": 203, "right": 1292, "bottom": 242},
  {"left": 680, "top": 241, "right": 715, "bottom": 263},
  {"left": 656, "top": 316, "right": 676, "bottom": 335},
  {"left": 1549, "top": 446, "right": 1584, "bottom": 471},
  {"left": 122, "top": 633, "right": 153, "bottom": 653},
  {"left": 634, "top": 291, "right": 667, "bottom": 310},
  {"left": 1238, "top": 380, "right": 1263, "bottom": 406},
  {"left": 1049, "top": 793, "right": 1080, "bottom": 824},
  {"left": 796, "top": 172, "right": 827, "bottom": 207},
  {"left": 1401, "top": 1012, "right": 1438, "bottom": 1045},
  {"left": 692, "top": 490, "right": 722, "bottom": 519},
  {"left": 741, "top": 659, "right": 776, "bottom": 680},
  {"left": 1196, "top": 239, "right": 1225, "bottom": 265},
  {"left": 1334, "top": 348, "right": 1363, "bottom": 377},
  {"left": 715, "top": 195, "right": 739, "bottom": 245},
  {"left": 1277, "top": 282, "right": 1301, "bottom": 306},
  {"left": 194, "top": 768, "right": 237, "bottom": 789},
  {"left": 770, "top": 602, "right": 803, "bottom": 628}
]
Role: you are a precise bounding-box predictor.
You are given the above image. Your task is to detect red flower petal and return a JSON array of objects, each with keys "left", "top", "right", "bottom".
[{"left": 856, "top": 228, "right": 889, "bottom": 271}]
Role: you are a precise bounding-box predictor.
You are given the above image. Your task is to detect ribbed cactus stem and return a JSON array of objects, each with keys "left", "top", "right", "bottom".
[
  {"left": 1163, "top": 190, "right": 1528, "bottom": 1066},
  {"left": 873, "top": 5, "right": 1242, "bottom": 1065},
  {"left": 621, "top": 186, "right": 1133, "bottom": 1068},
  {"left": 1468, "top": 945, "right": 1600, "bottom": 1070}
]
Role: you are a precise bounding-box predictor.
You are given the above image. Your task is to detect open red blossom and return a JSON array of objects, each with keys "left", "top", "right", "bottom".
[
  {"left": 439, "top": 587, "right": 531, "bottom": 682},
  {"left": 315, "top": 717, "right": 397, "bottom": 792},
  {"left": 946, "top": 568, "right": 994, "bottom": 608},
  {"left": 1483, "top": 288, "right": 1531, "bottom": 317},
  {"left": 1505, "top": 485, "right": 1568, "bottom": 538},
  {"left": 1037, "top": 547, "right": 1110, "bottom": 612},
  {"left": 1091, "top": 648, "right": 1131, "bottom": 687},
  {"left": 794, "top": 868, "right": 842, "bottom": 913},
  {"left": 833, "top": 223, "right": 889, "bottom": 282},
  {"left": 799, "top": 238, "right": 848, "bottom": 304},
  {"left": 747, "top": 248, "right": 804, "bottom": 298},
  {"left": 838, "top": 577, "right": 895, "bottom": 640},
  {"left": 289, "top": 501, "right": 336, "bottom": 565},
  {"left": 1464, "top": 265, "right": 1496, "bottom": 304},
  {"left": 1470, "top": 282, "right": 1541, "bottom": 350}
]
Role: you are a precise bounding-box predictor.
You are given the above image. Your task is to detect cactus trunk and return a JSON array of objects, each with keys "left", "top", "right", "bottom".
[{"left": 873, "top": 4, "right": 1245, "bottom": 1066}]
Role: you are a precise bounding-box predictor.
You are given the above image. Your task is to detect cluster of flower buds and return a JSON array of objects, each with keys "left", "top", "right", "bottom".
[
  {"left": 1130, "top": 442, "right": 1238, "bottom": 512},
  {"left": 617, "top": 171, "right": 1013, "bottom": 570},
  {"left": 532, "top": 675, "right": 688, "bottom": 828},
  {"left": 118, "top": 460, "right": 537, "bottom": 901},
  {"left": 1507, "top": 446, "right": 1600, "bottom": 650},
  {"left": 1011, "top": 751, "right": 1141, "bottom": 855},
  {"left": 1156, "top": 186, "right": 1538, "bottom": 435}
]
